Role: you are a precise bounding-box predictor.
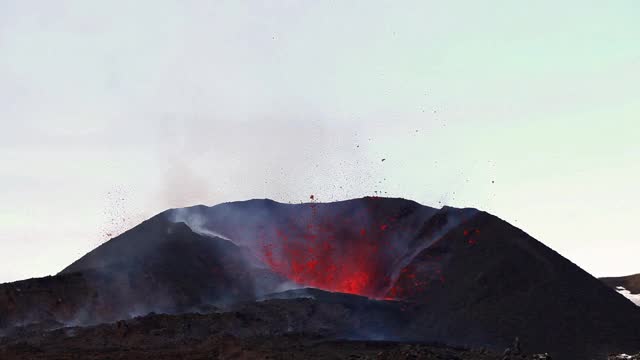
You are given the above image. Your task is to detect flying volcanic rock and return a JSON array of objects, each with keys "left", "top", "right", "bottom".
[{"left": 1, "top": 197, "right": 640, "bottom": 359}]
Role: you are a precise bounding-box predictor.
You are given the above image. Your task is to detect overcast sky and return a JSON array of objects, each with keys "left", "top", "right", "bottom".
[{"left": 1, "top": 1, "right": 638, "bottom": 283}]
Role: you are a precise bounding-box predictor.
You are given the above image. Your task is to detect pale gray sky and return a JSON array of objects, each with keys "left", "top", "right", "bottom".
[{"left": 1, "top": 1, "right": 638, "bottom": 283}]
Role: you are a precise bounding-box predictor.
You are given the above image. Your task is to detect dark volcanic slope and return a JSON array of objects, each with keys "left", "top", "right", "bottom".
[
  {"left": 2, "top": 197, "right": 640, "bottom": 359},
  {"left": 392, "top": 212, "right": 640, "bottom": 358},
  {"left": 1, "top": 216, "right": 284, "bottom": 329}
]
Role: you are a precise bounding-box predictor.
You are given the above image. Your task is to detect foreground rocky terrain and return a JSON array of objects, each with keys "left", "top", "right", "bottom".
[
  {"left": 1, "top": 197, "right": 639, "bottom": 359},
  {"left": 0, "top": 291, "right": 545, "bottom": 360},
  {"left": 0, "top": 333, "right": 505, "bottom": 360}
]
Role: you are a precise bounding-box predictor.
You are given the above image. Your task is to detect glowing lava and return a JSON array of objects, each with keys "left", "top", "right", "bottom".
[
  {"left": 252, "top": 200, "right": 418, "bottom": 298},
  {"left": 204, "top": 198, "right": 477, "bottom": 300}
]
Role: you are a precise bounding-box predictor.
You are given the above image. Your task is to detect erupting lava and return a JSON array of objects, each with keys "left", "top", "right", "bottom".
[
  {"left": 198, "top": 197, "right": 478, "bottom": 300},
  {"left": 259, "top": 223, "right": 385, "bottom": 296},
  {"left": 248, "top": 198, "right": 444, "bottom": 299}
]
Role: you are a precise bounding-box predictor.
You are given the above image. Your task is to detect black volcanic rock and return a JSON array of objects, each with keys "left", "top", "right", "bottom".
[
  {"left": 1, "top": 197, "right": 640, "bottom": 359},
  {"left": 0, "top": 296, "right": 506, "bottom": 359}
]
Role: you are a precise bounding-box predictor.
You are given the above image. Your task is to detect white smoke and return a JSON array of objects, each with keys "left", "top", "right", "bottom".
[{"left": 167, "top": 207, "right": 231, "bottom": 241}]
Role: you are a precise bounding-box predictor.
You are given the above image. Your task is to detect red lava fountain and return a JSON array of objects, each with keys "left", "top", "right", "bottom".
[{"left": 253, "top": 199, "right": 417, "bottom": 298}]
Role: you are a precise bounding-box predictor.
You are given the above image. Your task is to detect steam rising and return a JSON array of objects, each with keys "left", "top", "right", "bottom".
[{"left": 167, "top": 207, "right": 231, "bottom": 241}]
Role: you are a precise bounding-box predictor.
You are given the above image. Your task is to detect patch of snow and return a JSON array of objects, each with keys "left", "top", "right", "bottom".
[
  {"left": 616, "top": 287, "right": 640, "bottom": 306},
  {"left": 610, "top": 354, "right": 640, "bottom": 360}
]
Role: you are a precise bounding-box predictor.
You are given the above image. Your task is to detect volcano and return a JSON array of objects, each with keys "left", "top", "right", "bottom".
[{"left": 2, "top": 197, "right": 640, "bottom": 359}]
